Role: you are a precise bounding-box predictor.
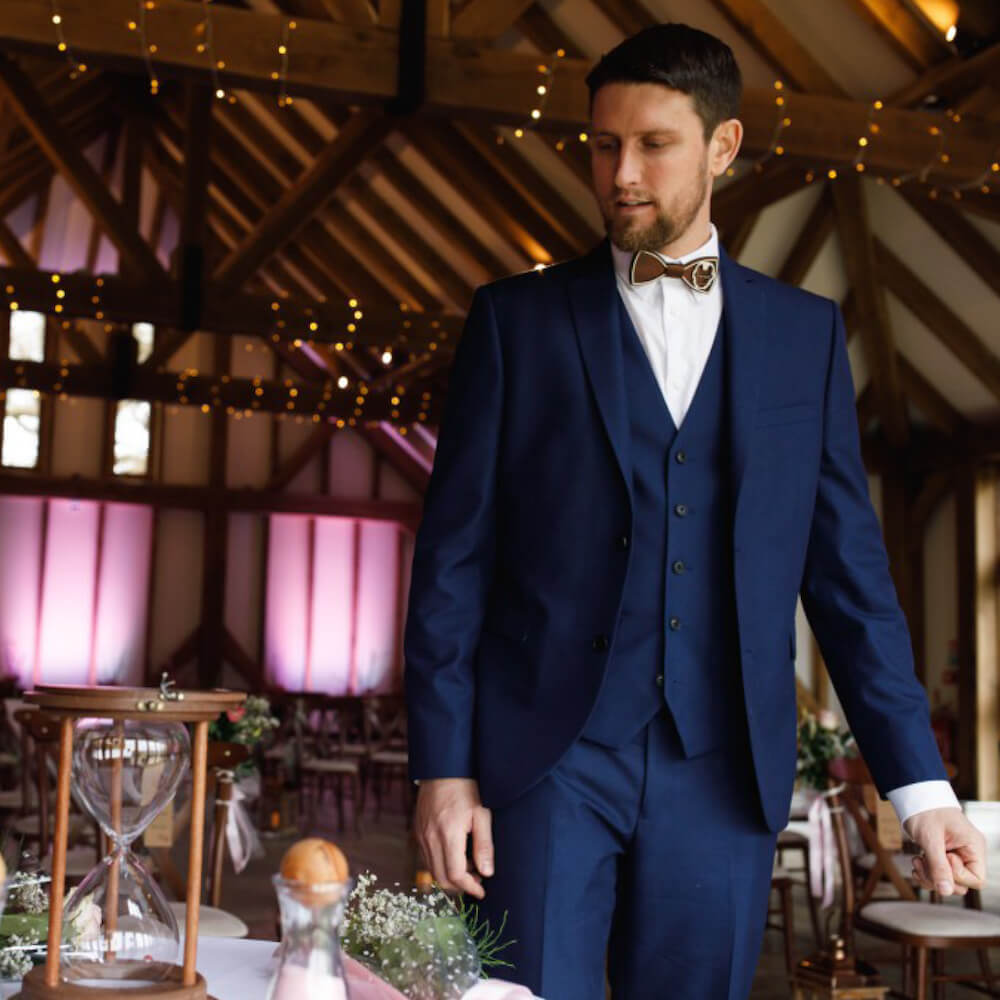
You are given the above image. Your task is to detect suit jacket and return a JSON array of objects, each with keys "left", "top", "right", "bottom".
[{"left": 404, "top": 240, "right": 945, "bottom": 831}]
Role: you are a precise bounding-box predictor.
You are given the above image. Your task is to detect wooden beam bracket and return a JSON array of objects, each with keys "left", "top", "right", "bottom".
[{"left": 387, "top": 0, "right": 426, "bottom": 116}]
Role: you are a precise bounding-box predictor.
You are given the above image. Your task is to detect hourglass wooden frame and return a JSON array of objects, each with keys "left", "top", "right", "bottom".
[{"left": 15, "top": 684, "right": 246, "bottom": 1000}]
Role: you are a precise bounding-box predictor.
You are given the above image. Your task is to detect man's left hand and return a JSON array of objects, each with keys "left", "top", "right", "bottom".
[{"left": 904, "top": 807, "right": 987, "bottom": 896}]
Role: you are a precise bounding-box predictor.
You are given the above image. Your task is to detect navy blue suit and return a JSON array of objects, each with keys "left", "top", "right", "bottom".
[{"left": 405, "top": 242, "right": 945, "bottom": 998}]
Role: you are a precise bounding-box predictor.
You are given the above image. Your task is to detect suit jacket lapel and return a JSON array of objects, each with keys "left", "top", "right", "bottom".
[
  {"left": 568, "top": 241, "right": 633, "bottom": 506},
  {"left": 721, "top": 248, "right": 768, "bottom": 522}
]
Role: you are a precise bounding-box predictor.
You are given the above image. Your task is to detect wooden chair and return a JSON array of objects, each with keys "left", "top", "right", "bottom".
[
  {"left": 827, "top": 756, "right": 1000, "bottom": 998},
  {"left": 362, "top": 693, "right": 412, "bottom": 823},
  {"left": 767, "top": 862, "right": 798, "bottom": 975},
  {"left": 778, "top": 827, "right": 824, "bottom": 949},
  {"left": 297, "top": 696, "right": 364, "bottom": 833},
  {"left": 8, "top": 708, "right": 98, "bottom": 876},
  {"left": 164, "top": 741, "right": 251, "bottom": 939}
]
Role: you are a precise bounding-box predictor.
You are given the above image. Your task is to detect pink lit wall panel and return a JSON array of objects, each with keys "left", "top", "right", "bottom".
[
  {"left": 92, "top": 504, "right": 153, "bottom": 685},
  {"left": 308, "top": 518, "right": 354, "bottom": 694},
  {"left": 36, "top": 500, "right": 99, "bottom": 684},
  {"left": 265, "top": 515, "right": 311, "bottom": 691},
  {"left": 0, "top": 498, "right": 43, "bottom": 685},
  {"left": 355, "top": 522, "right": 399, "bottom": 693}
]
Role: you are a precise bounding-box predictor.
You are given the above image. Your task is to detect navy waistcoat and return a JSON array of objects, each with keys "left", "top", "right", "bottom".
[{"left": 581, "top": 297, "right": 741, "bottom": 753}]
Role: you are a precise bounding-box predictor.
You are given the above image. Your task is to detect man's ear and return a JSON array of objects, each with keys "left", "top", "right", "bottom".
[{"left": 709, "top": 119, "right": 743, "bottom": 178}]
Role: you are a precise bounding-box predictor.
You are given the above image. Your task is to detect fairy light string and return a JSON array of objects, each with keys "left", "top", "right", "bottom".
[{"left": 49, "top": 1, "right": 87, "bottom": 78}]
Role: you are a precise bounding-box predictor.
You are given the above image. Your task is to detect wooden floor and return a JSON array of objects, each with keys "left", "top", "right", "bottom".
[{"left": 206, "top": 789, "right": 991, "bottom": 999}]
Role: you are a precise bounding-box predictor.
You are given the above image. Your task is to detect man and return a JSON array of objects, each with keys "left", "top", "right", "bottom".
[{"left": 404, "top": 23, "right": 985, "bottom": 1000}]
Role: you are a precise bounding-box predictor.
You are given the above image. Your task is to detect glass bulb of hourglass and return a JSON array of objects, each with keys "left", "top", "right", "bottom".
[{"left": 62, "top": 720, "right": 189, "bottom": 983}]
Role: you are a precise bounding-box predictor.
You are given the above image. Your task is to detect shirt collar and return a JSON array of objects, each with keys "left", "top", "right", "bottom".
[{"left": 610, "top": 224, "right": 720, "bottom": 296}]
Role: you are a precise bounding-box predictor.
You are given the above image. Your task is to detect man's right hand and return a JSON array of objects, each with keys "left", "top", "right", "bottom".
[{"left": 414, "top": 778, "right": 494, "bottom": 899}]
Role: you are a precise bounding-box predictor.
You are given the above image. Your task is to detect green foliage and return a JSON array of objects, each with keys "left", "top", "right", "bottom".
[{"left": 796, "top": 710, "right": 856, "bottom": 790}]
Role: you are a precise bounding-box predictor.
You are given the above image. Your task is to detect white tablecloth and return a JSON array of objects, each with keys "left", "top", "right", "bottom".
[{"left": 0, "top": 937, "right": 279, "bottom": 999}]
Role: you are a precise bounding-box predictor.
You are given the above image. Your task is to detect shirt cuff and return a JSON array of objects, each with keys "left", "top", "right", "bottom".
[{"left": 887, "top": 780, "right": 961, "bottom": 826}]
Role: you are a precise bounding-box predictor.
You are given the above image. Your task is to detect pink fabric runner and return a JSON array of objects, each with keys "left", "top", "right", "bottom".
[{"left": 342, "top": 954, "right": 540, "bottom": 1000}]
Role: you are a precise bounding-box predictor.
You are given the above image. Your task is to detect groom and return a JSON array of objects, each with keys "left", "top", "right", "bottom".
[{"left": 404, "top": 23, "right": 986, "bottom": 999}]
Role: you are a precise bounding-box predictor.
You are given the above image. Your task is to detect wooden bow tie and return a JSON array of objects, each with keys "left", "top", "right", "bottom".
[{"left": 629, "top": 250, "right": 719, "bottom": 292}]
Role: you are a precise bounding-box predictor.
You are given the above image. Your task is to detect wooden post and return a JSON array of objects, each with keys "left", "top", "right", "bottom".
[
  {"left": 43, "top": 717, "right": 74, "bottom": 987},
  {"left": 105, "top": 721, "right": 124, "bottom": 959},
  {"left": 182, "top": 719, "right": 209, "bottom": 986},
  {"left": 974, "top": 468, "right": 999, "bottom": 800}
]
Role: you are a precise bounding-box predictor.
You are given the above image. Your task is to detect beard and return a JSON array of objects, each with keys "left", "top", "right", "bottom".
[{"left": 603, "top": 157, "right": 710, "bottom": 254}]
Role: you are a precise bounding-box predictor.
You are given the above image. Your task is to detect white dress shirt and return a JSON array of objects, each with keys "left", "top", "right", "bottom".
[{"left": 610, "top": 225, "right": 957, "bottom": 827}]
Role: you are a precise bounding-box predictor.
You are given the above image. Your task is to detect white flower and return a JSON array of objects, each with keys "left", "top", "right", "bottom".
[{"left": 817, "top": 709, "right": 839, "bottom": 730}]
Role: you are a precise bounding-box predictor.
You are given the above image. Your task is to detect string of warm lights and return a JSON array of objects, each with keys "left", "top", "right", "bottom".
[
  {"left": 126, "top": 0, "right": 160, "bottom": 95},
  {"left": 275, "top": 19, "right": 297, "bottom": 108},
  {"left": 509, "top": 49, "right": 564, "bottom": 141},
  {"left": 196, "top": 0, "right": 230, "bottom": 103},
  {"left": 49, "top": 1, "right": 87, "bottom": 79}
]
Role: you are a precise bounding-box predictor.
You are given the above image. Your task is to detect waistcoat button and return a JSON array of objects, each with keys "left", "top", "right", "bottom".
[
  {"left": 674, "top": 504, "right": 688, "bottom": 517},
  {"left": 669, "top": 617, "right": 681, "bottom": 631},
  {"left": 675, "top": 451, "right": 687, "bottom": 464},
  {"left": 672, "top": 560, "right": 686, "bottom": 574}
]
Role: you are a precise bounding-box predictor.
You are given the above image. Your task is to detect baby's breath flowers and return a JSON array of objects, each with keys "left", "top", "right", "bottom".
[{"left": 341, "top": 872, "right": 514, "bottom": 999}]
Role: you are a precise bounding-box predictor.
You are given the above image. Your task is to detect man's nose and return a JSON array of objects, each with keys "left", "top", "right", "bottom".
[{"left": 613, "top": 148, "right": 641, "bottom": 189}]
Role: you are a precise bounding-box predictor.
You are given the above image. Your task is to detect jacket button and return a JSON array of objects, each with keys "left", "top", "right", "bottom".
[
  {"left": 655, "top": 674, "right": 664, "bottom": 687},
  {"left": 669, "top": 617, "right": 681, "bottom": 631},
  {"left": 617, "top": 535, "right": 630, "bottom": 550},
  {"left": 672, "top": 560, "right": 686, "bottom": 574},
  {"left": 592, "top": 634, "right": 609, "bottom": 652},
  {"left": 675, "top": 451, "right": 687, "bottom": 464},
  {"left": 674, "top": 503, "right": 688, "bottom": 517}
]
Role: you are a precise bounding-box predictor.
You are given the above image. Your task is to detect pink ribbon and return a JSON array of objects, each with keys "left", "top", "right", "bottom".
[{"left": 806, "top": 784, "right": 844, "bottom": 909}]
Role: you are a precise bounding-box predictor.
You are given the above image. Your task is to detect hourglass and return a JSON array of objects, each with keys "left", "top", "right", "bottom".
[{"left": 17, "top": 682, "right": 245, "bottom": 1000}]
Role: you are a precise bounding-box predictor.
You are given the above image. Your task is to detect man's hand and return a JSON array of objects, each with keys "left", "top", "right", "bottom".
[
  {"left": 415, "top": 778, "right": 494, "bottom": 899},
  {"left": 904, "top": 806, "right": 987, "bottom": 896}
]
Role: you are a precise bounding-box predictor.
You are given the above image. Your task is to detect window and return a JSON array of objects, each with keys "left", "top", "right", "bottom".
[
  {"left": 2, "top": 311, "right": 45, "bottom": 469},
  {"left": 113, "top": 324, "right": 155, "bottom": 476}
]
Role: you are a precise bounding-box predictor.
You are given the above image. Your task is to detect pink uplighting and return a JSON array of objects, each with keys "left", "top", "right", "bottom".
[
  {"left": 0, "top": 497, "right": 153, "bottom": 687},
  {"left": 265, "top": 514, "right": 403, "bottom": 694}
]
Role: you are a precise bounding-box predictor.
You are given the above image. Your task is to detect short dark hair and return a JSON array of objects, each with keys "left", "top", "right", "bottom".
[{"left": 586, "top": 23, "right": 742, "bottom": 138}]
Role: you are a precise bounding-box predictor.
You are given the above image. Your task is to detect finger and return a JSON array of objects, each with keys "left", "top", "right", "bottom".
[
  {"left": 470, "top": 807, "right": 495, "bottom": 878},
  {"left": 912, "top": 855, "right": 934, "bottom": 891},
  {"left": 949, "top": 851, "right": 980, "bottom": 890},
  {"left": 922, "top": 838, "right": 956, "bottom": 895},
  {"left": 444, "top": 825, "right": 485, "bottom": 899},
  {"left": 953, "top": 844, "right": 987, "bottom": 885},
  {"left": 423, "top": 831, "right": 455, "bottom": 893}
]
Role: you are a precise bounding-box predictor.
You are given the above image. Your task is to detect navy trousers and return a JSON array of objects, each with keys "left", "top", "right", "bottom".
[{"left": 477, "top": 712, "right": 777, "bottom": 999}]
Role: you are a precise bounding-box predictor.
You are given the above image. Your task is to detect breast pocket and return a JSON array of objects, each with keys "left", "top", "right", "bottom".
[{"left": 755, "top": 402, "right": 820, "bottom": 429}]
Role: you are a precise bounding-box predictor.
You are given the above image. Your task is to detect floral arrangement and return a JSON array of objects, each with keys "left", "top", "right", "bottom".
[
  {"left": 341, "top": 873, "right": 514, "bottom": 1000},
  {"left": 0, "top": 871, "right": 50, "bottom": 979},
  {"left": 208, "top": 694, "right": 280, "bottom": 777},
  {"left": 796, "top": 708, "right": 855, "bottom": 790}
]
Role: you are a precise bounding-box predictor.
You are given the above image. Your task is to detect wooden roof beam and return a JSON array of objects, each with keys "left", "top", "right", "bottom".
[
  {"left": 452, "top": 0, "right": 536, "bottom": 39},
  {"left": 897, "top": 353, "right": 964, "bottom": 433},
  {"left": 317, "top": 0, "right": 377, "bottom": 27},
  {"left": 0, "top": 54, "right": 167, "bottom": 281},
  {"left": 713, "top": 161, "right": 808, "bottom": 237},
  {"left": 777, "top": 183, "right": 834, "bottom": 286},
  {"left": 709, "top": 0, "right": 847, "bottom": 96},
  {"left": 832, "top": 174, "right": 908, "bottom": 447},
  {"left": 898, "top": 187, "right": 1000, "bottom": 299},
  {"left": 845, "top": 0, "right": 951, "bottom": 71},
  {"left": 0, "top": 2, "right": 995, "bottom": 178},
  {"left": 874, "top": 237, "right": 1000, "bottom": 403},
  {"left": 213, "top": 110, "right": 395, "bottom": 289},
  {"left": 890, "top": 40, "right": 1000, "bottom": 107}
]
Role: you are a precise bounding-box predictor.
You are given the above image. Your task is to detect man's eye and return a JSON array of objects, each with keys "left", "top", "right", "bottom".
[{"left": 644, "top": 141, "right": 666, "bottom": 149}]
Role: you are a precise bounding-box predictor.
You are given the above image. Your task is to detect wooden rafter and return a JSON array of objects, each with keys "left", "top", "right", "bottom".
[
  {"left": 453, "top": 122, "right": 599, "bottom": 254},
  {"left": 777, "top": 184, "right": 834, "bottom": 286},
  {"left": 845, "top": 0, "right": 951, "bottom": 71},
  {"left": 213, "top": 110, "right": 394, "bottom": 288},
  {"left": 0, "top": 54, "right": 167, "bottom": 280},
  {"left": 709, "top": 0, "right": 847, "bottom": 96},
  {"left": 0, "top": 469, "right": 421, "bottom": 527},
  {"left": 515, "top": 5, "right": 586, "bottom": 59},
  {"left": 874, "top": 238, "right": 1000, "bottom": 403},
  {"left": 832, "top": 174, "right": 908, "bottom": 447},
  {"left": 897, "top": 353, "right": 964, "bottom": 433},
  {"left": 0, "top": 2, "right": 995, "bottom": 179},
  {"left": 890, "top": 41, "right": 1000, "bottom": 107},
  {"left": 898, "top": 187, "right": 1000, "bottom": 300},
  {"left": 452, "top": 0, "right": 536, "bottom": 38},
  {"left": 317, "top": 0, "right": 376, "bottom": 27},
  {"left": 0, "top": 217, "right": 33, "bottom": 268},
  {"left": 713, "top": 161, "right": 807, "bottom": 237},
  {"left": 586, "top": 0, "right": 654, "bottom": 38}
]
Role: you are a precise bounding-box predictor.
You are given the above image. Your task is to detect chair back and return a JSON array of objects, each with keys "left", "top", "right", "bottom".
[
  {"left": 13, "top": 708, "right": 59, "bottom": 845},
  {"left": 826, "top": 756, "right": 918, "bottom": 945},
  {"left": 206, "top": 741, "right": 251, "bottom": 908},
  {"left": 362, "top": 694, "right": 407, "bottom": 753}
]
